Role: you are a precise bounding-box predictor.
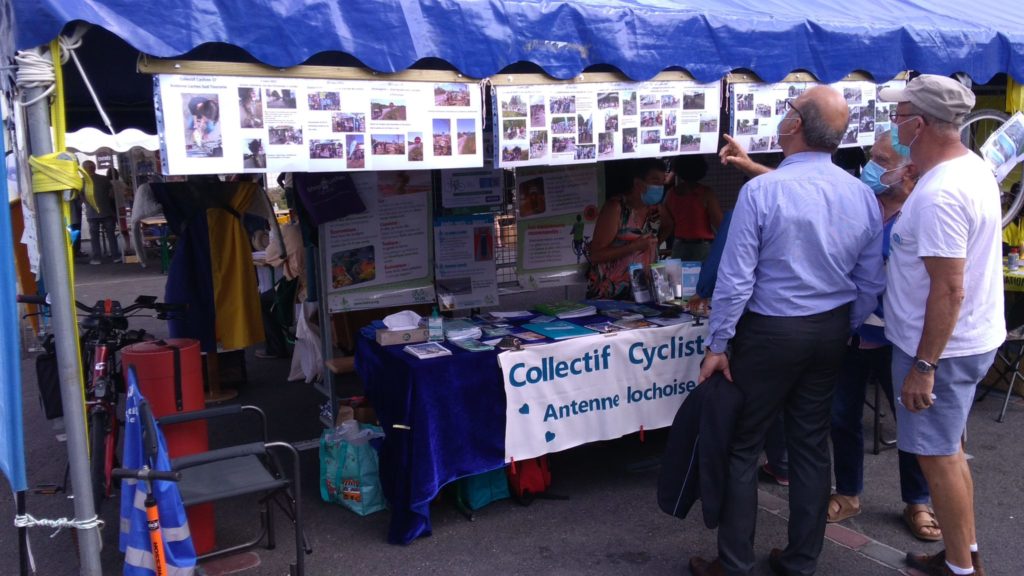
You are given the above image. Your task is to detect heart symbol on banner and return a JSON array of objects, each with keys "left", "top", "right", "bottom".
[
  {"left": 518, "top": 404, "right": 530, "bottom": 415},
  {"left": 545, "top": 431, "right": 556, "bottom": 442}
]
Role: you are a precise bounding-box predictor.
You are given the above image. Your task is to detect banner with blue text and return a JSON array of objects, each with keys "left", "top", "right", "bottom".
[{"left": 499, "top": 322, "right": 708, "bottom": 462}]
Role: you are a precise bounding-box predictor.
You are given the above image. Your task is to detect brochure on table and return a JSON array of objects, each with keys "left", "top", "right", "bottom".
[
  {"left": 154, "top": 73, "right": 484, "bottom": 175},
  {"left": 324, "top": 171, "right": 436, "bottom": 312},
  {"left": 493, "top": 79, "right": 721, "bottom": 168},
  {"left": 728, "top": 78, "right": 906, "bottom": 154},
  {"left": 433, "top": 214, "right": 499, "bottom": 311},
  {"left": 439, "top": 167, "right": 505, "bottom": 210},
  {"left": 500, "top": 321, "right": 710, "bottom": 462},
  {"left": 515, "top": 164, "right": 603, "bottom": 289}
]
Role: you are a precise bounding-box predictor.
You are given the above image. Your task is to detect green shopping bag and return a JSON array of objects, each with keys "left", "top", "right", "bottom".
[{"left": 319, "top": 422, "right": 386, "bottom": 516}]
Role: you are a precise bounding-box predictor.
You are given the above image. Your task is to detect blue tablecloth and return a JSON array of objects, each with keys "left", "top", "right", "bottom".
[{"left": 355, "top": 333, "right": 506, "bottom": 544}]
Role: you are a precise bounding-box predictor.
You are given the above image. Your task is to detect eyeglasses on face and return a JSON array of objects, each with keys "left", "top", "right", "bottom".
[
  {"left": 888, "top": 111, "right": 922, "bottom": 123},
  {"left": 784, "top": 99, "right": 804, "bottom": 118}
]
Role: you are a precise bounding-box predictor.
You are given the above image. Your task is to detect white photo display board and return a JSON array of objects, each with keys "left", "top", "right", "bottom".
[
  {"left": 153, "top": 74, "right": 484, "bottom": 175},
  {"left": 728, "top": 79, "right": 906, "bottom": 154},
  {"left": 324, "top": 171, "right": 436, "bottom": 312},
  {"left": 493, "top": 80, "right": 721, "bottom": 168}
]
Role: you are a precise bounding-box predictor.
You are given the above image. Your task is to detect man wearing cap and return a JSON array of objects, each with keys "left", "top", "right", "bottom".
[{"left": 880, "top": 75, "right": 1004, "bottom": 576}]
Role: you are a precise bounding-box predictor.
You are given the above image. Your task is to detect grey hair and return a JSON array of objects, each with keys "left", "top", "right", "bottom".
[
  {"left": 799, "top": 99, "right": 845, "bottom": 151},
  {"left": 908, "top": 103, "right": 961, "bottom": 134}
]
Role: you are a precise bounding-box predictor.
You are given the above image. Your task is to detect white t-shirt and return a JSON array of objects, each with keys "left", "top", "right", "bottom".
[{"left": 884, "top": 152, "right": 1005, "bottom": 358}]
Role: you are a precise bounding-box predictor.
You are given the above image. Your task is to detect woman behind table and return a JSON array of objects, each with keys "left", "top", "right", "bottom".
[
  {"left": 664, "top": 154, "right": 723, "bottom": 262},
  {"left": 586, "top": 158, "right": 672, "bottom": 299}
]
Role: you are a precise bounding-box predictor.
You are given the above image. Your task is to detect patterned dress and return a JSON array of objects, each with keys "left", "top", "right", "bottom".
[{"left": 586, "top": 196, "right": 659, "bottom": 299}]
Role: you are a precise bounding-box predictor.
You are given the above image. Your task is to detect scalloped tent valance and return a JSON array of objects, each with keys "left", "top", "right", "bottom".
[{"left": 11, "top": 0, "right": 1024, "bottom": 84}]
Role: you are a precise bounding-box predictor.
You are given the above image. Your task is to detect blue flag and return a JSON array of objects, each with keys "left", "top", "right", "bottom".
[
  {"left": 119, "top": 377, "right": 196, "bottom": 575},
  {"left": 0, "top": 107, "right": 27, "bottom": 493}
]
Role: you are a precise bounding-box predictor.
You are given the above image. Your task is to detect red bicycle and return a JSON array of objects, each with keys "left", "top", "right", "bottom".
[{"left": 18, "top": 293, "right": 183, "bottom": 511}]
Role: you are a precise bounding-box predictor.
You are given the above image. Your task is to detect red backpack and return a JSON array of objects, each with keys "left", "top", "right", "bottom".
[{"left": 506, "top": 456, "right": 553, "bottom": 505}]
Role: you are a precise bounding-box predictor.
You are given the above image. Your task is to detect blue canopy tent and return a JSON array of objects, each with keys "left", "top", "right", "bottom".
[
  {"left": 7, "top": 0, "right": 1024, "bottom": 131},
  {"left": 4, "top": 0, "right": 1024, "bottom": 562}
]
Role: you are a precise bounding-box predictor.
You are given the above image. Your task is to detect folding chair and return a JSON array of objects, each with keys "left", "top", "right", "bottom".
[
  {"left": 977, "top": 327, "right": 1024, "bottom": 422},
  {"left": 158, "top": 405, "right": 311, "bottom": 575}
]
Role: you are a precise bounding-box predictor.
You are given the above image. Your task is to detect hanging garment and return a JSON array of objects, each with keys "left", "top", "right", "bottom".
[{"left": 152, "top": 180, "right": 265, "bottom": 352}]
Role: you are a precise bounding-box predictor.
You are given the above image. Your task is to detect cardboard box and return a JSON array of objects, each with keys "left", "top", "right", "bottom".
[{"left": 375, "top": 327, "right": 429, "bottom": 346}]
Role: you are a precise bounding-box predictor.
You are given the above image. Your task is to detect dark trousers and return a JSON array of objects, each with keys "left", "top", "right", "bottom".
[
  {"left": 87, "top": 216, "right": 121, "bottom": 259},
  {"left": 259, "top": 289, "right": 289, "bottom": 357},
  {"left": 718, "top": 306, "right": 849, "bottom": 576},
  {"left": 831, "top": 344, "right": 930, "bottom": 503}
]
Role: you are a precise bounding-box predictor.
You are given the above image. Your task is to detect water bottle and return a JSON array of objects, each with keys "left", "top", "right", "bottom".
[
  {"left": 428, "top": 307, "right": 444, "bottom": 342},
  {"left": 1010, "top": 247, "right": 1020, "bottom": 271}
]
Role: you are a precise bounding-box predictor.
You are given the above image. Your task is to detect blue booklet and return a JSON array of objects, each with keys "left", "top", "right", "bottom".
[{"left": 520, "top": 320, "right": 597, "bottom": 340}]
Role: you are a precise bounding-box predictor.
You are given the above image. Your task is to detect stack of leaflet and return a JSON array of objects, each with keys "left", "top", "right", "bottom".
[
  {"left": 520, "top": 320, "right": 597, "bottom": 340},
  {"left": 443, "top": 318, "right": 483, "bottom": 341},
  {"left": 534, "top": 300, "right": 597, "bottom": 319}
]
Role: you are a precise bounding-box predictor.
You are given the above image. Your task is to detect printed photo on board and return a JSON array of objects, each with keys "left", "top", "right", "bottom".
[
  {"left": 183, "top": 94, "right": 222, "bottom": 157},
  {"left": 456, "top": 119, "right": 477, "bottom": 155},
  {"left": 242, "top": 138, "right": 265, "bottom": 168},
  {"left": 238, "top": 87, "right": 263, "bottom": 128}
]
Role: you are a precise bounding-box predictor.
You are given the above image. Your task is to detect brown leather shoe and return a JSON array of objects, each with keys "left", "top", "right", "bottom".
[
  {"left": 689, "top": 556, "right": 726, "bottom": 576},
  {"left": 906, "top": 549, "right": 984, "bottom": 576},
  {"left": 768, "top": 548, "right": 787, "bottom": 575}
]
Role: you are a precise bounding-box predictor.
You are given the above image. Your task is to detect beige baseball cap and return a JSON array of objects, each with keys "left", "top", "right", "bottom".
[{"left": 878, "top": 74, "right": 975, "bottom": 123}]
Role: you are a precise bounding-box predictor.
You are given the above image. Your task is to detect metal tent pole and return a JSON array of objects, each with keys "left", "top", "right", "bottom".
[{"left": 23, "top": 85, "right": 104, "bottom": 576}]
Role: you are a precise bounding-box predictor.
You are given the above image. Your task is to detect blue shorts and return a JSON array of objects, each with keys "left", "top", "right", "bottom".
[{"left": 892, "top": 347, "right": 996, "bottom": 456}]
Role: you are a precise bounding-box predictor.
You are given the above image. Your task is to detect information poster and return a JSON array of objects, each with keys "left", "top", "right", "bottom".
[
  {"left": 439, "top": 168, "right": 504, "bottom": 209},
  {"left": 154, "top": 74, "right": 484, "bottom": 175},
  {"left": 500, "top": 322, "right": 709, "bottom": 462},
  {"left": 728, "top": 78, "right": 906, "bottom": 154},
  {"left": 433, "top": 215, "right": 499, "bottom": 310},
  {"left": 515, "top": 164, "right": 602, "bottom": 289},
  {"left": 494, "top": 79, "right": 721, "bottom": 168},
  {"left": 324, "top": 171, "right": 435, "bottom": 312}
]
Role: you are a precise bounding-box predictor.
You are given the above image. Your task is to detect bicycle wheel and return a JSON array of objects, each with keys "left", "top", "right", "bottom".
[
  {"left": 89, "top": 409, "right": 108, "bottom": 513},
  {"left": 960, "top": 109, "right": 1024, "bottom": 227}
]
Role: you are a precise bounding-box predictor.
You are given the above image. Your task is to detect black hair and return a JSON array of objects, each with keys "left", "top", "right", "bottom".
[
  {"left": 670, "top": 155, "right": 708, "bottom": 182},
  {"left": 631, "top": 158, "right": 665, "bottom": 181}
]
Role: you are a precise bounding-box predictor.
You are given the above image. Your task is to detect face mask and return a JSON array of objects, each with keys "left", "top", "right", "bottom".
[
  {"left": 642, "top": 184, "right": 665, "bottom": 205},
  {"left": 891, "top": 117, "right": 918, "bottom": 157},
  {"left": 777, "top": 116, "right": 798, "bottom": 138},
  {"left": 860, "top": 160, "right": 889, "bottom": 194}
]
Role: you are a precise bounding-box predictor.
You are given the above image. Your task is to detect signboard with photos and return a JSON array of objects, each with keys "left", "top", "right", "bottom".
[
  {"left": 493, "top": 78, "right": 722, "bottom": 168},
  {"left": 728, "top": 78, "right": 907, "bottom": 154},
  {"left": 154, "top": 73, "right": 485, "bottom": 175}
]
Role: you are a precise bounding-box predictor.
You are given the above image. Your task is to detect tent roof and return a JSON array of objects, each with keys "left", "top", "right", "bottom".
[{"left": 12, "top": 0, "right": 1024, "bottom": 85}]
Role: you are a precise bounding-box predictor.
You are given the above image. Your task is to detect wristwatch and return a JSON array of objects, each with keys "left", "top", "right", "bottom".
[{"left": 913, "top": 357, "right": 938, "bottom": 374}]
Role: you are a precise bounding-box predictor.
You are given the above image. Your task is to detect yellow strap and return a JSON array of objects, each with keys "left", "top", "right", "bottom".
[
  {"left": 26, "top": 152, "right": 98, "bottom": 210},
  {"left": 1008, "top": 77, "right": 1024, "bottom": 115}
]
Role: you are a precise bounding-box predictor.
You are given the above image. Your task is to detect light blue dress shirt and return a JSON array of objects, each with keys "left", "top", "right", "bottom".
[{"left": 707, "top": 152, "right": 885, "bottom": 354}]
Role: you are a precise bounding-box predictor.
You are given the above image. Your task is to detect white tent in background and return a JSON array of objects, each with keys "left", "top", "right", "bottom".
[{"left": 65, "top": 127, "right": 158, "bottom": 154}]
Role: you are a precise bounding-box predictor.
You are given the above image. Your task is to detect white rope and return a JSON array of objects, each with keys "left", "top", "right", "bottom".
[
  {"left": 14, "top": 513, "right": 105, "bottom": 538},
  {"left": 13, "top": 24, "right": 116, "bottom": 135}
]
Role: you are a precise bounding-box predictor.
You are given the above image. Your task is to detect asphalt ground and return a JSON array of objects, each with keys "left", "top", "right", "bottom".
[{"left": 2, "top": 260, "right": 1023, "bottom": 575}]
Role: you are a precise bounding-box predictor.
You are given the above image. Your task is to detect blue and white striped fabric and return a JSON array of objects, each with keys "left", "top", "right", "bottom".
[{"left": 119, "top": 380, "right": 196, "bottom": 576}]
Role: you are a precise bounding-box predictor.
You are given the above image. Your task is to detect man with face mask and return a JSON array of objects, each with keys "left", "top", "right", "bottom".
[
  {"left": 692, "top": 86, "right": 885, "bottom": 576},
  {"left": 826, "top": 131, "right": 941, "bottom": 543},
  {"left": 586, "top": 158, "right": 671, "bottom": 299},
  {"left": 879, "top": 75, "right": 1004, "bottom": 576}
]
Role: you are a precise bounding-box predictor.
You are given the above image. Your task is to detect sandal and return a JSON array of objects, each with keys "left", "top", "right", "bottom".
[
  {"left": 826, "top": 494, "right": 862, "bottom": 523},
  {"left": 903, "top": 504, "right": 943, "bottom": 542}
]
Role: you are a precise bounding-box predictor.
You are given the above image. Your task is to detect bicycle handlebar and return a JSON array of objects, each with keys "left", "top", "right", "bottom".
[
  {"left": 111, "top": 468, "right": 181, "bottom": 482},
  {"left": 17, "top": 293, "right": 185, "bottom": 317}
]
